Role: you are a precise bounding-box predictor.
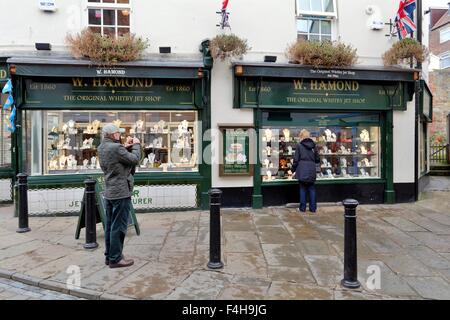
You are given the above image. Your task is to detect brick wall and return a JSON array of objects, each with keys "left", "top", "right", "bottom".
[
  {"left": 429, "top": 26, "right": 450, "bottom": 57},
  {"left": 429, "top": 70, "right": 450, "bottom": 143}
]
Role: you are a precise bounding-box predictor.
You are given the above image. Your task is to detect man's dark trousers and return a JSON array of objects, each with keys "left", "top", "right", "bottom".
[{"left": 104, "top": 197, "right": 131, "bottom": 264}]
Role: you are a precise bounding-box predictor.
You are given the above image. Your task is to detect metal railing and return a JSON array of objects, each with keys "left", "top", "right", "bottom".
[{"left": 430, "top": 144, "right": 449, "bottom": 164}]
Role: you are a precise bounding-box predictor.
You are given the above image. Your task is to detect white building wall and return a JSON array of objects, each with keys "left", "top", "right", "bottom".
[{"left": 393, "top": 100, "right": 416, "bottom": 183}]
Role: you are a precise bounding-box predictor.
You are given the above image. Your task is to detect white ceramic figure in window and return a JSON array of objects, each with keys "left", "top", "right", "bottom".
[
  {"left": 267, "top": 170, "right": 272, "bottom": 180},
  {"left": 49, "top": 159, "right": 58, "bottom": 170},
  {"left": 360, "top": 145, "right": 367, "bottom": 154},
  {"left": 264, "top": 129, "right": 273, "bottom": 142},
  {"left": 331, "top": 132, "right": 337, "bottom": 142},
  {"left": 321, "top": 146, "right": 328, "bottom": 154},
  {"left": 141, "top": 157, "right": 149, "bottom": 168},
  {"left": 92, "top": 120, "right": 101, "bottom": 133},
  {"left": 148, "top": 153, "right": 156, "bottom": 166},
  {"left": 90, "top": 156, "right": 97, "bottom": 169},
  {"left": 360, "top": 168, "right": 368, "bottom": 176},
  {"left": 287, "top": 170, "right": 293, "bottom": 179},
  {"left": 265, "top": 146, "right": 271, "bottom": 156},
  {"left": 283, "top": 128, "right": 290, "bottom": 141},
  {"left": 135, "top": 120, "right": 144, "bottom": 133},
  {"left": 360, "top": 129, "right": 370, "bottom": 142},
  {"left": 342, "top": 168, "right": 347, "bottom": 176},
  {"left": 288, "top": 146, "right": 293, "bottom": 155},
  {"left": 321, "top": 158, "right": 328, "bottom": 167},
  {"left": 340, "top": 158, "right": 347, "bottom": 167},
  {"left": 82, "top": 159, "right": 89, "bottom": 169},
  {"left": 59, "top": 155, "right": 67, "bottom": 169},
  {"left": 62, "top": 138, "right": 72, "bottom": 150},
  {"left": 326, "top": 169, "right": 333, "bottom": 178},
  {"left": 61, "top": 123, "right": 68, "bottom": 133},
  {"left": 157, "top": 120, "right": 166, "bottom": 133},
  {"left": 363, "top": 158, "right": 370, "bottom": 167},
  {"left": 68, "top": 120, "right": 77, "bottom": 134}
]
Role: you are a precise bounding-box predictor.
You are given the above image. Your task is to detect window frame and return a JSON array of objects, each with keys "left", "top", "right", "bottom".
[
  {"left": 86, "top": 0, "right": 132, "bottom": 38},
  {"left": 440, "top": 51, "right": 450, "bottom": 69},
  {"left": 297, "top": 18, "right": 332, "bottom": 42},
  {"left": 296, "top": 0, "right": 337, "bottom": 19},
  {"left": 440, "top": 26, "right": 450, "bottom": 44}
]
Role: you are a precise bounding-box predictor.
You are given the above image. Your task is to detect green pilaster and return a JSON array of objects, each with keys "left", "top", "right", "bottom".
[
  {"left": 384, "top": 110, "right": 395, "bottom": 203},
  {"left": 252, "top": 108, "right": 263, "bottom": 209}
]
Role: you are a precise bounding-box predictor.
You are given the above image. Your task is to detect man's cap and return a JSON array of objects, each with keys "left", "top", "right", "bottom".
[{"left": 102, "top": 123, "right": 125, "bottom": 134}]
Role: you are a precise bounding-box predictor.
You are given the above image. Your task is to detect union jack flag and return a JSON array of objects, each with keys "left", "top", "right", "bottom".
[{"left": 395, "top": 0, "right": 416, "bottom": 39}]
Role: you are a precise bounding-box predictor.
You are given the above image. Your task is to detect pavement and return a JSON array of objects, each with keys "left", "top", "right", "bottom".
[{"left": 0, "top": 184, "right": 450, "bottom": 300}]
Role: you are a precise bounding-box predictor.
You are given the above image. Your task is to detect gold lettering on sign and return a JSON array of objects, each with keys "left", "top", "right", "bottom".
[
  {"left": 0, "top": 70, "right": 6, "bottom": 79},
  {"left": 293, "top": 79, "right": 304, "bottom": 90},
  {"left": 309, "top": 80, "right": 359, "bottom": 91},
  {"left": 72, "top": 78, "right": 84, "bottom": 87}
]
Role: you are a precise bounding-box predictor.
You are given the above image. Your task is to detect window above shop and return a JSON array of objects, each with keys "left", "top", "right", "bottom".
[
  {"left": 296, "top": 0, "right": 335, "bottom": 41},
  {"left": 87, "top": 0, "right": 131, "bottom": 38},
  {"left": 297, "top": 18, "right": 332, "bottom": 41},
  {"left": 296, "top": 0, "right": 337, "bottom": 18}
]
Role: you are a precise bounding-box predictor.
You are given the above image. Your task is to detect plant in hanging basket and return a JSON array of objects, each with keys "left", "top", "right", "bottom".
[
  {"left": 209, "top": 34, "right": 250, "bottom": 61},
  {"left": 382, "top": 38, "right": 426, "bottom": 66},
  {"left": 66, "top": 28, "right": 149, "bottom": 64},
  {"left": 286, "top": 40, "right": 357, "bottom": 68}
]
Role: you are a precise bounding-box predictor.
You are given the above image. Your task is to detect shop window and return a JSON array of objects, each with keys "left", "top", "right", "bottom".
[
  {"left": 24, "top": 110, "right": 199, "bottom": 175},
  {"left": 440, "top": 26, "right": 450, "bottom": 44},
  {"left": 0, "top": 108, "right": 12, "bottom": 168},
  {"left": 440, "top": 52, "right": 450, "bottom": 69},
  {"left": 261, "top": 111, "right": 381, "bottom": 181},
  {"left": 87, "top": 0, "right": 131, "bottom": 37}
]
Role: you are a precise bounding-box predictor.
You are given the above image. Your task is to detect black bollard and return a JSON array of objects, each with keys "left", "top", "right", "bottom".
[
  {"left": 207, "top": 189, "right": 224, "bottom": 269},
  {"left": 16, "top": 173, "right": 31, "bottom": 233},
  {"left": 341, "top": 199, "right": 361, "bottom": 289},
  {"left": 83, "top": 179, "right": 98, "bottom": 249}
]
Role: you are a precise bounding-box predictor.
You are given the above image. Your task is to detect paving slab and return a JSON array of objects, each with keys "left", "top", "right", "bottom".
[
  {"left": 256, "top": 226, "right": 293, "bottom": 244},
  {"left": 407, "top": 246, "right": 450, "bottom": 270},
  {"left": 165, "top": 270, "right": 232, "bottom": 300},
  {"left": 404, "top": 276, "right": 450, "bottom": 300},
  {"left": 381, "top": 254, "right": 437, "bottom": 277},
  {"left": 382, "top": 217, "right": 428, "bottom": 232},
  {"left": 304, "top": 255, "right": 343, "bottom": 287},
  {"left": 261, "top": 244, "right": 304, "bottom": 268},
  {"left": 223, "top": 252, "right": 267, "bottom": 278},
  {"left": 407, "top": 232, "right": 450, "bottom": 253},
  {"left": 266, "top": 281, "right": 334, "bottom": 300},
  {"left": 224, "top": 231, "right": 262, "bottom": 253}
]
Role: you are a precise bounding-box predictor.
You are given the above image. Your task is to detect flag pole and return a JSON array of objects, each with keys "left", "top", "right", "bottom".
[
  {"left": 416, "top": 0, "right": 422, "bottom": 69},
  {"left": 414, "top": 0, "right": 422, "bottom": 203}
]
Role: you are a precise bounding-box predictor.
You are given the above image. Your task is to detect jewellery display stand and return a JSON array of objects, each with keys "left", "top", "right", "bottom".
[{"left": 261, "top": 126, "right": 380, "bottom": 182}]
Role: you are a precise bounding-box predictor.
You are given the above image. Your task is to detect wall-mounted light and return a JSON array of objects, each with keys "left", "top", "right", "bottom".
[
  {"left": 235, "top": 65, "right": 244, "bottom": 76},
  {"left": 121, "top": 9, "right": 130, "bottom": 16},
  {"left": 35, "top": 43, "right": 52, "bottom": 50},
  {"left": 264, "top": 55, "right": 277, "bottom": 63},
  {"left": 159, "top": 47, "right": 171, "bottom": 54}
]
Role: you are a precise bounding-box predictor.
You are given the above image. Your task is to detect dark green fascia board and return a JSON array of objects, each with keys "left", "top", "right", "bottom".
[
  {"left": 8, "top": 61, "right": 204, "bottom": 79},
  {"left": 232, "top": 63, "right": 419, "bottom": 82},
  {"left": 239, "top": 104, "right": 391, "bottom": 111},
  {"left": 262, "top": 178, "right": 386, "bottom": 187},
  {"left": 420, "top": 79, "right": 433, "bottom": 122}
]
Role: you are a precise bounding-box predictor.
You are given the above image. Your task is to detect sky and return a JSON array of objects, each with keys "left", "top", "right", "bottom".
[{"left": 423, "top": 0, "right": 448, "bottom": 10}]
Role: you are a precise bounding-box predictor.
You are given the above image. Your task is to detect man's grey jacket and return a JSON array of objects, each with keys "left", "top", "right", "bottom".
[{"left": 98, "top": 137, "right": 141, "bottom": 200}]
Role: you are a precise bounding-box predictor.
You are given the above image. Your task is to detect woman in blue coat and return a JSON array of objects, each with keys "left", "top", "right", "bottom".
[{"left": 292, "top": 129, "right": 320, "bottom": 213}]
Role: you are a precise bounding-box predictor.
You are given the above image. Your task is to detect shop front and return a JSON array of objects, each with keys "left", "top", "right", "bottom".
[
  {"left": 232, "top": 63, "right": 417, "bottom": 207},
  {"left": 8, "top": 55, "right": 212, "bottom": 215},
  {"left": 0, "top": 60, "right": 14, "bottom": 203}
]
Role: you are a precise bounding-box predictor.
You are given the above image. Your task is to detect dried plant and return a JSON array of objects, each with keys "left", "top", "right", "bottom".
[
  {"left": 286, "top": 40, "right": 358, "bottom": 68},
  {"left": 66, "top": 28, "right": 149, "bottom": 64},
  {"left": 209, "top": 34, "right": 250, "bottom": 61},
  {"left": 382, "top": 38, "right": 426, "bottom": 66}
]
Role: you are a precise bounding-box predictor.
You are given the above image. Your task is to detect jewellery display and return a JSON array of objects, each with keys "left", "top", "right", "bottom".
[
  {"left": 44, "top": 111, "right": 198, "bottom": 174},
  {"left": 262, "top": 124, "right": 380, "bottom": 182}
]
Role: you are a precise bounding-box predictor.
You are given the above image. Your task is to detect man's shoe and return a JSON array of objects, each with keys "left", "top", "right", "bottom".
[
  {"left": 109, "top": 258, "right": 134, "bottom": 269},
  {"left": 299, "top": 208, "right": 306, "bottom": 213},
  {"left": 105, "top": 258, "right": 109, "bottom": 266}
]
